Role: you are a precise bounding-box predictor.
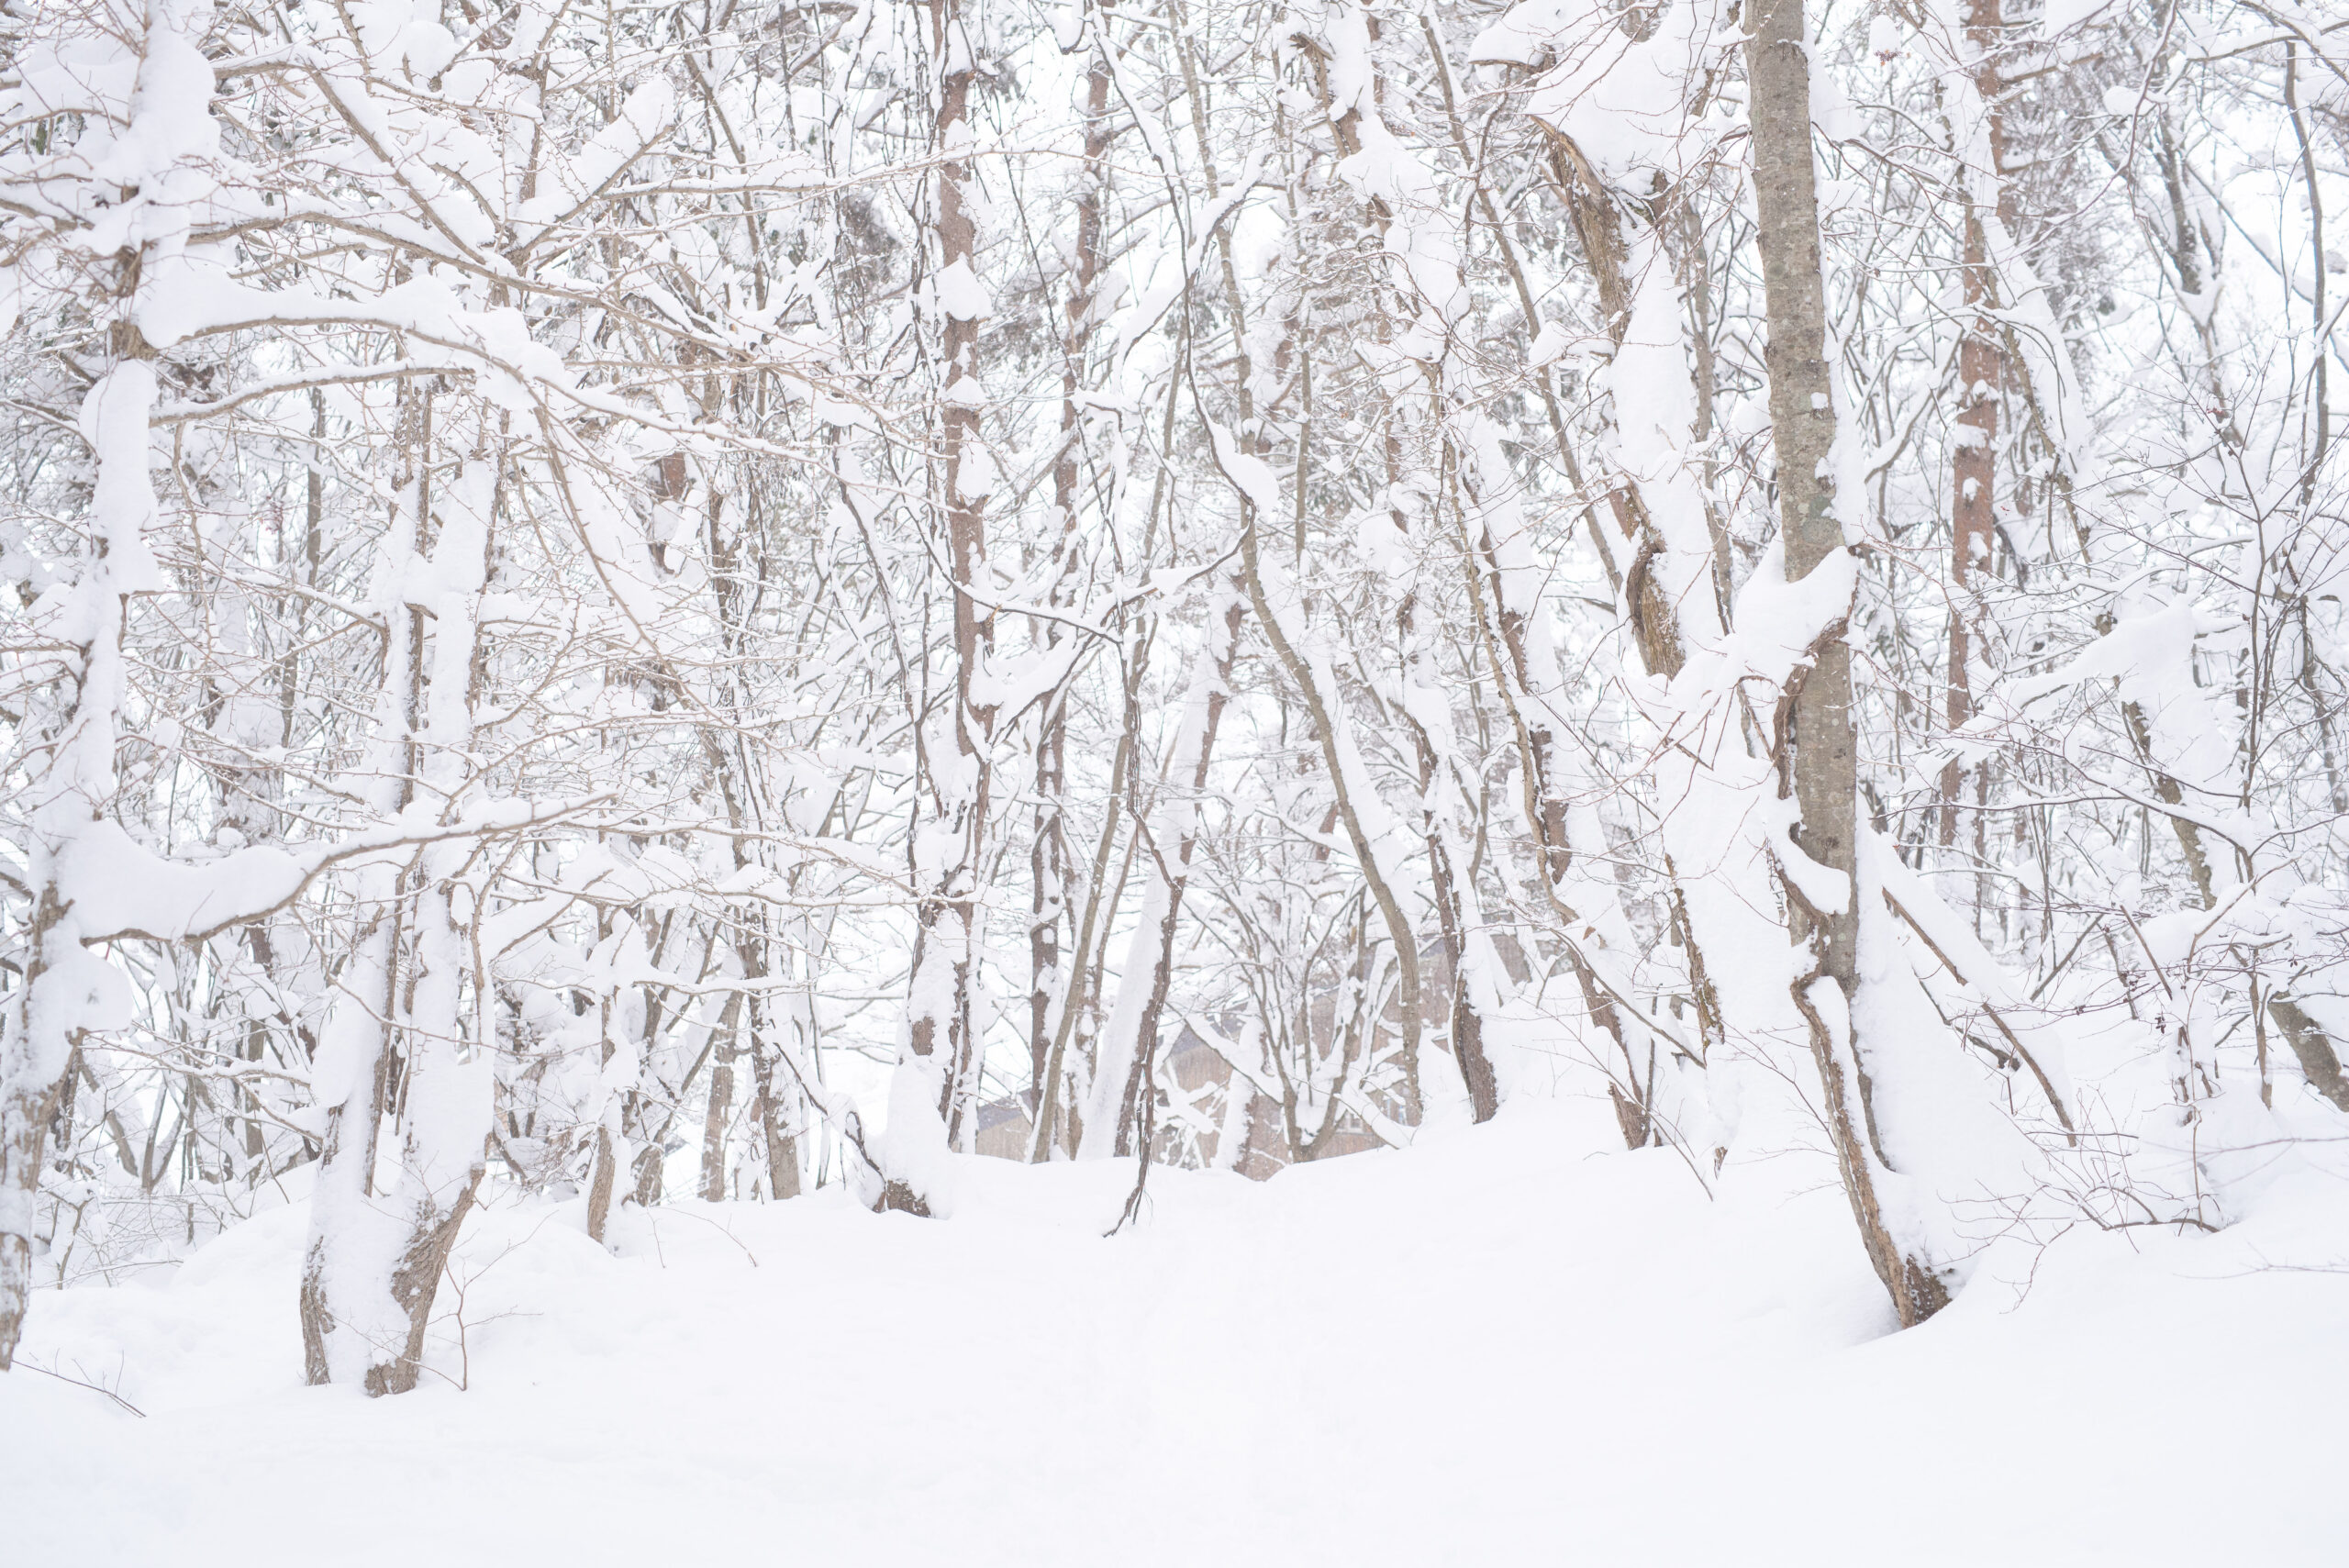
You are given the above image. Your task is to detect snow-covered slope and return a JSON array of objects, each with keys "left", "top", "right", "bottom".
[{"left": 7, "top": 1099, "right": 2344, "bottom": 1565}]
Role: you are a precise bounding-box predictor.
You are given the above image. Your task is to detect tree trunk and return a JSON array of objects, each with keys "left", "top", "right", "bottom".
[
  {"left": 1943, "top": 0, "right": 2008, "bottom": 856},
  {"left": 751, "top": 1024, "right": 803, "bottom": 1202},
  {"left": 1032, "top": 13, "right": 1114, "bottom": 1111},
  {"left": 0, "top": 125, "right": 174, "bottom": 1358},
  {"left": 886, "top": 0, "right": 991, "bottom": 1211},
  {"left": 701, "top": 991, "right": 740, "bottom": 1202},
  {"left": 1748, "top": 0, "right": 1949, "bottom": 1327},
  {"left": 1083, "top": 592, "right": 1244, "bottom": 1158},
  {"left": 300, "top": 414, "right": 495, "bottom": 1392}
]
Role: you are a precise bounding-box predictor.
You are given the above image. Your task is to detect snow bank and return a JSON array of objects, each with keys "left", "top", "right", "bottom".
[{"left": 6, "top": 1100, "right": 2345, "bottom": 1565}]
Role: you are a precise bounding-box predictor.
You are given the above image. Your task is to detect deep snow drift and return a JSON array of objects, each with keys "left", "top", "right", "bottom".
[{"left": 7, "top": 1097, "right": 2345, "bottom": 1566}]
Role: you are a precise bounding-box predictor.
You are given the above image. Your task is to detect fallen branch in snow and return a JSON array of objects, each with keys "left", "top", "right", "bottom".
[
  {"left": 1879, "top": 888, "right": 2080, "bottom": 1144},
  {"left": 15, "top": 1356, "right": 145, "bottom": 1418}
]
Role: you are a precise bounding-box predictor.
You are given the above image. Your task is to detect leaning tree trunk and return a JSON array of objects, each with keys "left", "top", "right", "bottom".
[
  {"left": 1081, "top": 588, "right": 1245, "bottom": 1159},
  {"left": 1446, "top": 6, "right": 1742, "bottom": 1145},
  {"left": 1748, "top": 0, "right": 1950, "bottom": 1327}
]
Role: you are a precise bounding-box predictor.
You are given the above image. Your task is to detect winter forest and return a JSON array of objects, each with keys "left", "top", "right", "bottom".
[{"left": 1, "top": 0, "right": 2345, "bottom": 1559}]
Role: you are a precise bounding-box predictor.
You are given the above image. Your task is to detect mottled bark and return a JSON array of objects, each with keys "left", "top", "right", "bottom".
[
  {"left": 2267, "top": 996, "right": 2349, "bottom": 1113},
  {"left": 893, "top": 0, "right": 992, "bottom": 1204},
  {"left": 1749, "top": 0, "right": 1947, "bottom": 1326},
  {"left": 1943, "top": 0, "right": 2009, "bottom": 850}
]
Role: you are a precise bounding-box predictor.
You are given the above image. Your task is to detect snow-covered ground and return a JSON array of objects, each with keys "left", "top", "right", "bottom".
[{"left": 8, "top": 1098, "right": 2345, "bottom": 1566}]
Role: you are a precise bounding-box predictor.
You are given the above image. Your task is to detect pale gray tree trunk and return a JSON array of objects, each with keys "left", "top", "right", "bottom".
[{"left": 1748, "top": 0, "right": 1949, "bottom": 1326}]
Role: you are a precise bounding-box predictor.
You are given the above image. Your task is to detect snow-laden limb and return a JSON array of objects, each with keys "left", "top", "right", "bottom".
[
  {"left": 0, "top": 0, "right": 217, "bottom": 1368},
  {"left": 1471, "top": 0, "right": 1740, "bottom": 186},
  {"left": 0, "top": 364, "right": 155, "bottom": 1368}
]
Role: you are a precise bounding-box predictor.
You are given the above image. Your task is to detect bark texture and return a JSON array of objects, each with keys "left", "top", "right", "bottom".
[{"left": 1748, "top": 0, "right": 1949, "bottom": 1327}]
